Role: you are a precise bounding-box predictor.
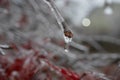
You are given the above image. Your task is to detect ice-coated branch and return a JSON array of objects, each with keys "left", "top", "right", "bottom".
[
  {"left": 43, "top": 0, "right": 65, "bottom": 30},
  {"left": 43, "top": 0, "right": 73, "bottom": 44}
]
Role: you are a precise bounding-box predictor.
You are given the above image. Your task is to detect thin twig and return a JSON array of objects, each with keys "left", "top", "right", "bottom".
[
  {"left": 43, "top": 0, "right": 73, "bottom": 43},
  {"left": 71, "top": 41, "right": 89, "bottom": 53},
  {"left": 87, "top": 39, "right": 106, "bottom": 52},
  {"left": 76, "top": 35, "right": 120, "bottom": 45},
  {"left": 43, "top": 0, "right": 65, "bottom": 31}
]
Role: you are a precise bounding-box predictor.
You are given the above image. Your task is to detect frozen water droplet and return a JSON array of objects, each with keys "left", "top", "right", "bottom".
[
  {"left": 64, "top": 48, "right": 69, "bottom": 52},
  {"left": 104, "top": 6, "right": 113, "bottom": 15},
  {"left": 64, "top": 43, "right": 69, "bottom": 52},
  {"left": 64, "top": 36, "right": 72, "bottom": 43},
  {"left": 64, "top": 30, "right": 73, "bottom": 43}
]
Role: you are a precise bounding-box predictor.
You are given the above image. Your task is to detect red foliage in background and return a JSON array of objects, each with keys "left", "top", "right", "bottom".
[
  {"left": 0, "top": 0, "right": 119, "bottom": 80},
  {"left": 0, "top": 40, "right": 111, "bottom": 80}
]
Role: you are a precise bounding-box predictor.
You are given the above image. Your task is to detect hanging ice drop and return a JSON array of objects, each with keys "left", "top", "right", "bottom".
[
  {"left": 63, "top": 30, "right": 73, "bottom": 43},
  {"left": 64, "top": 47, "right": 69, "bottom": 53},
  {"left": 64, "top": 43, "right": 69, "bottom": 53},
  {"left": 104, "top": 6, "right": 113, "bottom": 15},
  {"left": 43, "top": 0, "right": 73, "bottom": 52},
  {"left": 63, "top": 29, "right": 73, "bottom": 52},
  {"left": 64, "top": 49, "right": 69, "bottom": 53}
]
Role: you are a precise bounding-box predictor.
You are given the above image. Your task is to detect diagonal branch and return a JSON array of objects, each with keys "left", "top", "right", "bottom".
[{"left": 43, "top": 0, "right": 73, "bottom": 44}]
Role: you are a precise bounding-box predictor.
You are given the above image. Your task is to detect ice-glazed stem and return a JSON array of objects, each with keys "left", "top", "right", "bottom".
[
  {"left": 43, "top": 0, "right": 73, "bottom": 43},
  {"left": 44, "top": 0, "right": 64, "bottom": 30}
]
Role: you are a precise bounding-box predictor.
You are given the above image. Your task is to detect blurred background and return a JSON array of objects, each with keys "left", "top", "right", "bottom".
[{"left": 0, "top": 0, "right": 120, "bottom": 80}]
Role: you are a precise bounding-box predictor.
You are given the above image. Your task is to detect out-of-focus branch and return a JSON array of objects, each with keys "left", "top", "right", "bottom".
[
  {"left": 0, "top": 44, "right": 10, "bottom": 55},
  {"left": 43, "top": 0, "right": 73, "bottom": 44},
  {"left": 86, "top": 39, "right": 106, "bottom": 52},
  {"left": 74, "top": 34, "right": 120, "bottom": 52},
  {"left": 74, "top": 34, "right": 120, "bottom": 45},
  {"left": 71, "top": 41, "right": 89, "bottom": 53},
  {"left": 72, "top": 53, "right": 120, "bottom": 67}
]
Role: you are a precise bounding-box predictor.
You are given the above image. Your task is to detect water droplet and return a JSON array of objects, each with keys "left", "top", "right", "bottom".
[
  {"left": 64, "top": 36, "right": 72, "bottom": 43},
  {"left": 104, "top": 6, "right": 113, "bottom": 15},
  {"left": 64, "top": 43, "right": 69, "bottom": 53},
  {"left": 64, "top": 48, "right": 69, "bottom": 53}
]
